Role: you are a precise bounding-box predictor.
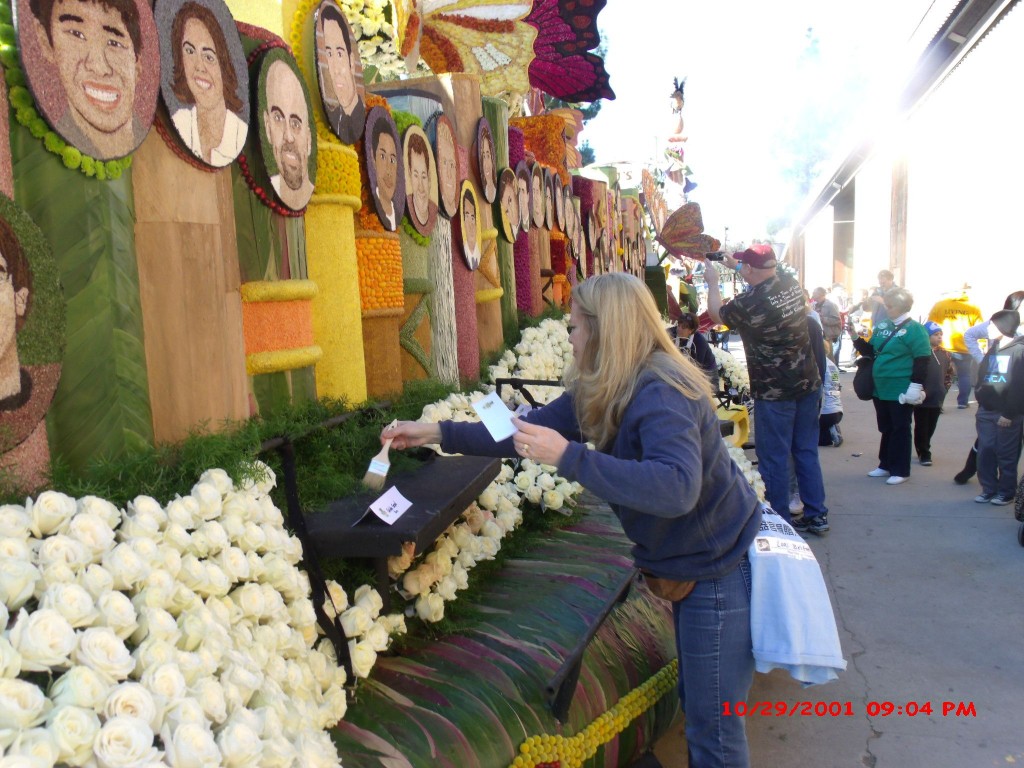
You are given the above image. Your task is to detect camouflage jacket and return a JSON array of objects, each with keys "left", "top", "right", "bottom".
[{"left": 719, "top": 272, "right": 822, "bottom": 401}]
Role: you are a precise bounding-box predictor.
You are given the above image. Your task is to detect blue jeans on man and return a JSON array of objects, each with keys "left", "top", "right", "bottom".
[
  {"left": 754, "top": 388, "right": 829, "bottom": 523},
  {"left": 673, "top": 555, "right": 753, "bottom": 768},
  {"left": 951, "top": 352, "right": 976, "bottom": 407}
]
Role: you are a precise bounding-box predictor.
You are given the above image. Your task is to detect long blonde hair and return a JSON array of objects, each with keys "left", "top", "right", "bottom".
[{"left": 567, "top": 273, "right": 714, "bottom": 449}]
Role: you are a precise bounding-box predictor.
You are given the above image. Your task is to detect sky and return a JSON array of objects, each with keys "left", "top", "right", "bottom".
[{"left": 582, "top": 0, "right": 943, "bottom": 247}]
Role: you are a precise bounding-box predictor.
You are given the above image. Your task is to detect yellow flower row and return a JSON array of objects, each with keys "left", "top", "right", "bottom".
[
  {"left": 509, "top": 659, "right": 678, "bottom": 768},
  {"left": 316, "top": 144, "right": 362, "bottom": 197}
]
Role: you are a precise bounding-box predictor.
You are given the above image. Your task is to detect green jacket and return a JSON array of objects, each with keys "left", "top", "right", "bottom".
[{"left": 870, "top": 318, "right": 931, "bottom": 400}]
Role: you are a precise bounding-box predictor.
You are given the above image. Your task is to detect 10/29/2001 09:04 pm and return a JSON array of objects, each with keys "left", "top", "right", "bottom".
[{"left": 720, "top": 701, "right": 978, "bottom": 717}]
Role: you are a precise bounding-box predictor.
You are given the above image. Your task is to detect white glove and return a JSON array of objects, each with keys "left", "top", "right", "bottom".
[{"left": 898, "top": 383, "right": 925, "bottom": 405}]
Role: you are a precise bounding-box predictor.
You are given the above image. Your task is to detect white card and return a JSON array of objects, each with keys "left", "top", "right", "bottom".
[
  {"left": 367, "top": 487, "right": 413, "bottom": 525},
  {"left": 472, "top": 391, "right": 518, "bottom": 442}
]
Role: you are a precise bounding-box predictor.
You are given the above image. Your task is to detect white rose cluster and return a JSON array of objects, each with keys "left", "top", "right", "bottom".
[
  {"left": 0, "top": 462, "right": 347, "bottom": 767},
  {"left": 727, "top": 445, "right": 767, "bottom": 501},
  {"left": 711, "top": 347, "right": 751, "bottom": 397}
]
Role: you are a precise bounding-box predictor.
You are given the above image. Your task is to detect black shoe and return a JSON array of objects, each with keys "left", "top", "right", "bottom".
[
  {"left": 953, "top": 468, "right": 975, "bottom": 485},
  {"left": 792, "top": 516, "right": 829, "bottom": 535},
  {"left": 920, "top": 455, "right": 932, "bottom": 466}
]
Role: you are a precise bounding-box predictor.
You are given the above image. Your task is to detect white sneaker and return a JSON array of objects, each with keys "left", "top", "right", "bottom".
[
  {"left": 789, "top": 494, "right": 803, "bottom": 513},
  {"left": 867, "top": 468, "right": 890, "bottom": 478},
  {"left": 886, "top": 475, "right": 909, "bottom": 485}
]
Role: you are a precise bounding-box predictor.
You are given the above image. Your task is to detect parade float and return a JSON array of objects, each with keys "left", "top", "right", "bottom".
[{"left": 0, "top": 0, "right": 762, "bottom": 765}]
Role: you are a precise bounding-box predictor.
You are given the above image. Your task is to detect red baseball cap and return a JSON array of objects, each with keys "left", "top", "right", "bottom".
[{"left": 733, "top": 244, "right": 777, "bottom": 269}]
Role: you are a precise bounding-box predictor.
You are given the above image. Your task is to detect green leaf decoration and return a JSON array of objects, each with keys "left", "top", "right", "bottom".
[
  {"left": 12, "top": 121, "right": 154, "bottom": 468},
  {"left": 332, "top": 504, "right": 677, "bottom": 766}
]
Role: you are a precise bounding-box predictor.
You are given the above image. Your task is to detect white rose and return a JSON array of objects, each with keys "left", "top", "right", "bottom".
[
  {"left": 221, "top": 663, "right": 261, "bottom": 707},
  {"left": 514, "top": 472, "right": 534, "bottom": 491},
  {"left": 198, "top": 468, "right": 233, "bottom": 496},
  {"left": 130, "top": 639, "right": 177, "bottom": 676},
  {"left": 320, "top": 684, "right": 348, "bottom": 725},
  {"left": 0, "top": 558, "right": 40, "bottom": 610},
  {"left": 0, "top": 678, "right": 50, "bottom": 732},
  {"left": 480, "top": 519, "right": 503, "bottom": 540},
  {"left": 352, "top": 584, "right": 384, "bottom": 617},
  {"left": 0, "top": 536, "right": 30, "bottom": 561},
  {"left": 0, "top": 504, "right": 30, "bottom": 538},
  {"left": 34, "top": 563, "right": 74, "bottom": 601},
  {"left": 363, "top": 620, "right": 391, "bottom": 652},
  {"left": 295, "top": 730, "right": 341, "bottom": 767},
  {"left": 323, "top": 580, "right": 349, "bottom": 618},
  {"left": 338, "top": 605, "right": 373, "bottom": 638},
  {"left": 451, "top": 561, "right": 469, "bottom": 590},
  {"left": 260, "top": 735, "right": 296, "bottom": 768},
  {"left": 67, "top": 512, "right": 116, "bottom": 562},
  {"left": 176, "top": 608, "right": 210, "bottom": 652},
  {"left": 7, "top": 726, "right": 60, "bottom": 766},
  {"left": 200, "top": 562, "right": 230, "bottom": 598},
  {"left": 525, "top": 486, "right": 543, "bottom": 505},
  {"left": 76, "top": 495, "right": 122, "bottom": 529},
  {"left": 164, "top": 497, "right": 198, "bottom": 529},
  {"left": 36, "top": 534, "right": 89, "bottom": 572},
  {"left": 73, "top": 627, "right": 134, "bottom": 684},
  {"left": 128, "top": 537, "right": 160, "bottom": 565},
  {"left": 542, "top": 490, "right": 565, "bottom": 511},
  {"left": 238, "top": 522, "right": 266, "bottom": 552},
  {"left": 93, "top": 716, "right": 160, "bottom": 768},
  {"left": 214, "top": 546, "right": 249, "bottom": 582},
  {"left": 101, "top": 543, "right": 149, "bottom": 591},
  {"left": 229, "top": 584, "right": 265, "bottom": 620},
  {"left": 415, "top": 592, "right": 445, "bottom": 623},
  {"left": 28, "top": 491, "right": 76, "bottom": 537},
  {"left": 40, "top": 583, "right": 98, "bottom": 629},
  {"left": 78, "top": 564, "right": 114, "bottom": 600},
  {"left": 259, "top": 584, "right": 285, "bottom": 620},
  {"left": 130, "top": 607, "right": 179, "bottom": 646},
  {"left": 435, "top": 575, "right": 458, "bottom": 602},
  {"left": 9, "top": 608, "right": 76, "bottom": 672},
  {"left": 160, "top": 697, "right": 205, "bottom": 733},
  {"left": 103, "top": 682, "right": 160, "bottom": 731},
  {"left": 346, "top": 639, "right": 377, "bottom": 678},
  {"left": 477, "top": 485, "right": 499, "bottom": 510},
  {"left": 287, "top": 598, "right": 316, "bottom": 634},
  {"left": 165, "top": 584, "right": 199, "bottom": 616},
  {"left": 118, "top": 513, "right": 161, "bottom": 542},
  {"left": 47, "top": 704, "right": 100, "bottom": 765},
  {"left": 127, "top": 495, "right": 165, "bottom": 525},
  {"left": 96, "top": 592, "right": 138, "bottom": 641},
  {"left": 48, "top": 665, "right": 109, "bottom": 709},
  {"left": 479, "top": 536, "right": 499, "bottom": 560},
  {"left": 139, "top": 661, "right": 186, "bottom": 701},
  {"left": 197, "top": 520, "right": 229, "bottom": 556},
  {"left": 212, "top": 720, "right": 260, "bottom": 767},
  {"left": 161, "top": 522, "right": 191, "bottom": 554},
  {"left": 0, "top": 633, "right": 21, "bottom": 678},
  {"left": 144, "top": 568, "right": 176, "bottom": 594},
  {"left": 189, "top": 678, "right": 227, "bottom": 725},
  {"left": 190, "top": 482, "right": 222, "bottom": 521}
]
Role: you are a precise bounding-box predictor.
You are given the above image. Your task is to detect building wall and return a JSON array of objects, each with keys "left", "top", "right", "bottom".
[{"left": 903, "top": 5, "right": 1024, "bottom": 318}]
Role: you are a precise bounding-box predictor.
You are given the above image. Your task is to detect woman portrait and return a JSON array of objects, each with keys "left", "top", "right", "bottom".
[
  {"left": 476, "top": 117, "right": 497, "bottom": 204},
  {"left": 543, "top": 169, "right": 555, "bottom": 230},
  {"left": 515, "top": 160, "right": 531, "bottom": 234},
  {"left": 403, "top": 125, "right": 438, "bottom": 237},
  {"left": 459, "top": 180, "right": 481, "bottom": 271},
  {"left": 365, "top": 106, "right": 405, "bottom": 231},
  {"left": 553, "top": 174, "right": 565, "bottom": 231},
  {"left": 530, "top": 162, "right": 545, "bottom": 230},
  {"left": 433, "top": 114, "right": 459, "bottom": 219},
  {"left": 496, "top": 167, "right": 518, "bottom": 243},
  {"left": 160, "top": 0, "right": 248, "bottom": 168},
  {"left": 314, "top": 0, "right": 365, "bottom": 145}
]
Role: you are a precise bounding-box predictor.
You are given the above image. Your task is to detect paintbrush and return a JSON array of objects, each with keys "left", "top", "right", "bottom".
[{"left": 362, "top": 419, "right": 398, "bottom": 491}]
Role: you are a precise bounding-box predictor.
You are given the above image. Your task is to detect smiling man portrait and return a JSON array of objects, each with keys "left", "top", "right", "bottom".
[
  {"left": 261, "top": 53, "right": 316, "bottom": 210},
  {"left": 28, "top": 0, "right": 155, "bottom": 160}
]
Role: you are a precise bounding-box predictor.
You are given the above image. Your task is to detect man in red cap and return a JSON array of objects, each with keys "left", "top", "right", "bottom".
[{"left": 701, "top": 244, "right": 830, "bottom": 534}]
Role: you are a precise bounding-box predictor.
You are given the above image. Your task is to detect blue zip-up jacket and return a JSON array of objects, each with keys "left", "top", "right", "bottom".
[{"left": 440, "top": 375, "right": 761, "bottom": 582}]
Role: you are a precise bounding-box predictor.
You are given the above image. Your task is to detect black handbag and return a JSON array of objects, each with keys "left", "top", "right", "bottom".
[{"left": 852, "top": 321, "right": 908, "bottom": 401}]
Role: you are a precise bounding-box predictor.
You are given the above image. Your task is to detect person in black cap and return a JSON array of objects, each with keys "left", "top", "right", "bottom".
[{"left": 973, "top": 309, "right": 1023, "bottom": 506}]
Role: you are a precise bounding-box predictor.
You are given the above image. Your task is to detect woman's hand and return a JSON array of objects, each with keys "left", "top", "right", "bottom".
[
  {"left": 381, "top": 421, "right": 442, "bottom": 450},
  {"left": 510, "top": 418, "right": 569, "bottom": 466}
]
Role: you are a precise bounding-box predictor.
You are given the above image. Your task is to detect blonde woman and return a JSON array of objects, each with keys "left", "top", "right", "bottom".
[{"left": 383, "top": 272, "right": 761, "bottom": 767}]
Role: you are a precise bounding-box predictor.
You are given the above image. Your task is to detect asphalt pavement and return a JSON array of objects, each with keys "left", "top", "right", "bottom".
[{"left": 650, "top": 353, "right": 1024, "bottom": 768}]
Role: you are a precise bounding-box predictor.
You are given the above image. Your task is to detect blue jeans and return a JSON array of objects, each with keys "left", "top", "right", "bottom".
[
  {"left": 755, "top": 389, "right": 829, "bottom": 521},
  {"left": 673, "top": 556, "right": 753, "bottom": 768},
  {"left": 976, "top": 407, "right": 1023, "bottom": 497},
  {"left": 951, "top": 352, "right": 975, "bottom": 407}
]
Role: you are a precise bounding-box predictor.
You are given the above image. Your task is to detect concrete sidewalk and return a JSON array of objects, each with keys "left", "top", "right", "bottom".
[{"left": 653, "top": 373, "right": 1024, "bottom": 767}]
